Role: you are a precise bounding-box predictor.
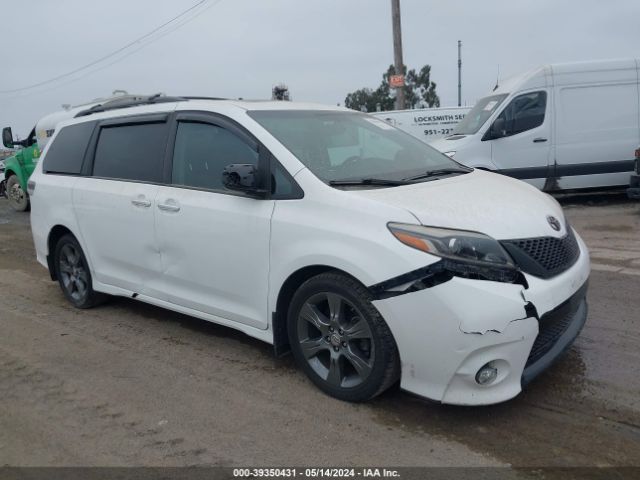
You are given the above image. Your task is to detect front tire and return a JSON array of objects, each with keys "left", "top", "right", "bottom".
[
  {"left": 287, "top": 272, "right": 400, "bottom": 402},
  {"left": 54, "top": 234, "right": 106, "bottom": 309},
  {"left": 6, "top": 175, "right": 29, "bottom": 212}
]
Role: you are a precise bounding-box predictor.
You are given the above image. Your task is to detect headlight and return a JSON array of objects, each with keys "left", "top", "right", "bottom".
[
  {"left": 444, "top": 151, "right": 456, "bottom": 158},
  {"left": 388, "top": 223, "right": 519, "bottom": 283},
  {"left": 388, "top": 223, "right": 514, "bottom": 266}
]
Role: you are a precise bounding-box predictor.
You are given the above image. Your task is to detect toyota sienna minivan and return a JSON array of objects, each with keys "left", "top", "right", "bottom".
[{"left": 29, "top": 96, "right": 590, "bottom": 405}]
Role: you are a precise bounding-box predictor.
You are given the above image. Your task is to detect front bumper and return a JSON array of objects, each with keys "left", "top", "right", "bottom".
[
  {"left": 522, "top": 283, "right": 587, "bottom": 385},
  {"left": 372, "top": 231, "right": 590, "bottom": 405},
  {"left": 628, "top": 174, "right": 640, "bottom": 200}
]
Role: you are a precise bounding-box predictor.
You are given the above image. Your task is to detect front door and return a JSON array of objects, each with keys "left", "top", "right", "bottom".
[
  {"left": 489, "top": 90, "right": 552, "bottom": 190},
  {"left": 151, "top": 116, "right": 274, "bottom": 329}
]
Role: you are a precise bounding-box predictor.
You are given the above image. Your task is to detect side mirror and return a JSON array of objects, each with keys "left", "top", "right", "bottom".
[
  {"left": 489, "top": 118, "right": 506, "bottom": 140},
  {"left": 2, "top": 127, "right": 14, "bottom": 149},
  {"left": 222, "top": 164, "right": 266, "bottom": 196}
]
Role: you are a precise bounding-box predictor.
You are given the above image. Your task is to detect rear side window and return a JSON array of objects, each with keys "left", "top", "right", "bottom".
[
  {"left": 43, "top": 121, "right": 95, "bottom": 175},
  {"left": 92, "top": 122, "right": 167, "bottom": 183}
]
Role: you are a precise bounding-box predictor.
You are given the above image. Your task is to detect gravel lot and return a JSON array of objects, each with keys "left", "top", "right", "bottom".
[{"left": 0, "top": 193, "right": 639, "bottom": 469}]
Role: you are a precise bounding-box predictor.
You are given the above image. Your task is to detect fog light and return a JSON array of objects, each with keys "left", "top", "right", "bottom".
[{"left": 475, "top": 363, "right": 498, "bottom": 385}]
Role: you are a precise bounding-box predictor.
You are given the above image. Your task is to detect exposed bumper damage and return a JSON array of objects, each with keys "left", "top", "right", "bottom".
[{"left": 370, "top": 233, "right": 591, "bottom": 405}]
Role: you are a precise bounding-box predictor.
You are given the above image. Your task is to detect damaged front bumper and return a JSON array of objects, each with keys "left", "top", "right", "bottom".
[{"left": 371, "top": 231, "right": 591, "bottom": 405}]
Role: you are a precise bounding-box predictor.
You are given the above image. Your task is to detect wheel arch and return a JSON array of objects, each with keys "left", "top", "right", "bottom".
[
  {"left": 272, "top": 265, "right": 365, "bottom": 357},
  {"left": 4, "top": 168, "right": 18, "bottom": 180}
]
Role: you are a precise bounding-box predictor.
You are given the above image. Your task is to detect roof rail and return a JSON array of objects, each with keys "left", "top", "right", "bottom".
[
  {"left": 181, "top": 96, "right": 228, "bottom": 101},
  {"left": 74, "top": 93, "right": 186, "bottom": 118}
]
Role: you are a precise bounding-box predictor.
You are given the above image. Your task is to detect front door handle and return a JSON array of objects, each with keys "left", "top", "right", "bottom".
[
  {"left": 533, "top": 137, "right": 548, "bottom": 143},
  {"left": 131, "top": 197, "right": 151, "bottom": 208},
  {"left": 158, "top": 201, "right": 181, "bottom": 213}
]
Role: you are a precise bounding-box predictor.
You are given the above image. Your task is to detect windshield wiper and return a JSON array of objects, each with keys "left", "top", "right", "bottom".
[
  {"left": 402, "top": 168, "right": 472, "bottom": 181},
  {"left": 329, "top": 178, "right": 410, "bottom": 186}
]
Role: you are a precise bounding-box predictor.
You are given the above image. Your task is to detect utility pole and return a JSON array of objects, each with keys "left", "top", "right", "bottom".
[
  {"left": 457, "top": 40, "right": 462, "bottom": 107},
  {"left": 391, "top": 0, "right": 405, "bottom": 110}
]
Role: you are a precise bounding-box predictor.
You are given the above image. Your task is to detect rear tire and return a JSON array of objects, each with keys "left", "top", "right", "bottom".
[
  {"left": 287, "top": 272, "right": 400, "bottom": 402},
  {"left": 6, "top": 175, "right": 29, "bottom": 212},
  {"left": 53, "top": 234, "right": 106, "bottom": 309}
]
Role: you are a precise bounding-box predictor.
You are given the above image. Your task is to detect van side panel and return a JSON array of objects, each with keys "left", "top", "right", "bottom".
[{"left": 552, "top": 62, "right": 639, "bottom": 189}]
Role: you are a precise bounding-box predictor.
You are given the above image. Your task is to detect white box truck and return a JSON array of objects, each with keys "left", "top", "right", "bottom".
[
  {"left": 372, "top": 107, "right": 471, "bottom": 144},
  {"left": 430, "top": 59, "right": 640, "bottom": 191}
]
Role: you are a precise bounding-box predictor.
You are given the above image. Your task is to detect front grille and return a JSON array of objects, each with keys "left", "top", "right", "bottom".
[
  {"left": 526, "top": 282, "right": 587, "bottom": 367},
  {"left": 501, "top": 229, "right": 580, "bottom": 279}
]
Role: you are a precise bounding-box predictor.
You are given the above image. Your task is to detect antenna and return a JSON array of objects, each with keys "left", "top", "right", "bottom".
[{"left": 493, "top": 64, "right": 500, "bottom": 91}]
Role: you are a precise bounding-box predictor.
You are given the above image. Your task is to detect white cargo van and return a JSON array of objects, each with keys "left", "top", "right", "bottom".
[
  {"left": 431, "top": 59, "right": 640, "bottom": 191},
  {"left": 372, "top": 107, "right": 471, "bottom": 144}
]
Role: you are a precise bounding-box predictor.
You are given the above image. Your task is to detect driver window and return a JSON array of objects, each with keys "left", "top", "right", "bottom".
[
  {"left": 172, "top": 122, "right": 258, "bottom": 190},
  {"left": 496, "top": 91, "right": 547, "bottom": 137}
]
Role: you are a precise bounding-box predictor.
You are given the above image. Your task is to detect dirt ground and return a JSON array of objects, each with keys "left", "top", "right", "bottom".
[{"left": 0, "top": 192, "right": 639, "bottom": 470}]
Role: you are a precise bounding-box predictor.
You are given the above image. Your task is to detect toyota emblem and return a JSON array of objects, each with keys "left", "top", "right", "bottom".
[{"left": 547, "top": 215, "right": 561, "bottom": 232}]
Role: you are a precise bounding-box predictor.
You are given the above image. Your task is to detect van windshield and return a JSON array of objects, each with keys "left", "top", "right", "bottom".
[
  {"left": 453, "top": 94, "right": 508, "bottom": 135},
  {"left": 249, "top": 110, "right": 468, "bottom": 185}
]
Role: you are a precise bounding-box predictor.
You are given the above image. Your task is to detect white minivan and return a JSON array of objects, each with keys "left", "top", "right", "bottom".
[
  {"left": 30, "top": 96, "right": 590, "bottom": 405},
  {"left": 431, "top": 59, "right": 640, "bottom": 191}
]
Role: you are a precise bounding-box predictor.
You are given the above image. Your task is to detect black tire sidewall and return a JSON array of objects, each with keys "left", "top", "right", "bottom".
[
  {"left": 54, "top": 234, "right": 95, "bottom": 309},
  {"left": 287, "top": 273, "right": 399, "bottom": 402}
]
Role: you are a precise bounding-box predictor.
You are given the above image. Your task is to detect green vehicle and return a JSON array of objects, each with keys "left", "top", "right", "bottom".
[{"left": 2, "top": 127, "right": 40, "bottom": 211}]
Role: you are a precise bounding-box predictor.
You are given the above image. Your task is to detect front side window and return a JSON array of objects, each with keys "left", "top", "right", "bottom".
[
  {"left": 92, "top": 122, "right": 167, "bottom": 182},
  {"left": 171, "top": 122, "right": 259, "bottom": 191},
  {"left": 249, "top": 111, "right": 464, "bottom": 184},
  {"left": 494, "top": 91, "right": 547, "bottom": 137}
]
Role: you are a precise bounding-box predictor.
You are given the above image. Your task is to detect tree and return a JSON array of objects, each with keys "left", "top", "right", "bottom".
[
  {"left": 345, "top": 64, "right": 440, "bottom": 111},
  {"left": 408, "top": 65, "right": 440, "bottom": 108},
  {"left": 344, "top": 87, "right": 393, "bottom": 113}
]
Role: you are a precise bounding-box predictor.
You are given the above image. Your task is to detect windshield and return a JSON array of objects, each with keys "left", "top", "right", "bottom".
[
  {"left": 249, "top": 110, "right": 465, "bottom": 184},
  {"left": 453, "top": 94, "right": 508, "bottom": 135}
]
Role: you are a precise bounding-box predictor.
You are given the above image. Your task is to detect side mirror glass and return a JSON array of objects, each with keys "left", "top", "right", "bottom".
[
  {"left": 2, "top": 127, "right": 14, "bottom": 149},
  {"left": 222, "top": 164, "right": 265, "bottom": 196}
]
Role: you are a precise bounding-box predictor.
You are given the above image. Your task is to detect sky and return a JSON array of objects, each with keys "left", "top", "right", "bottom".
[{"left": 1, "top": 0, "right": 638, "bottom": 141}]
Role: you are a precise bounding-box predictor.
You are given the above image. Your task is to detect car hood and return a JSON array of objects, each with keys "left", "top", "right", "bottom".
[{"left": 347, "top": 170, "right": 567, "bottom": 240}]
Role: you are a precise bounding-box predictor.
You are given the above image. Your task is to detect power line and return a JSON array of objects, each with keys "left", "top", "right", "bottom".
[
  {"left": 0, "top": 0, "right": 218, "bottom": 94},
  {"left": 3, "top": 0, "right": 223, "bottom": 101}
]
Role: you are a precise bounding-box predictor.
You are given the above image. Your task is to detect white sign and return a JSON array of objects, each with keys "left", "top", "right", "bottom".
[{"left": 372, "top": 107, "right": 471, "bottom": 144}]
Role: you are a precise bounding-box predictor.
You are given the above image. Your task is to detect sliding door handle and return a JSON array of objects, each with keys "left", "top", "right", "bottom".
[{"left": 533, "top": 137, "right": 548, "bottom": 143}]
